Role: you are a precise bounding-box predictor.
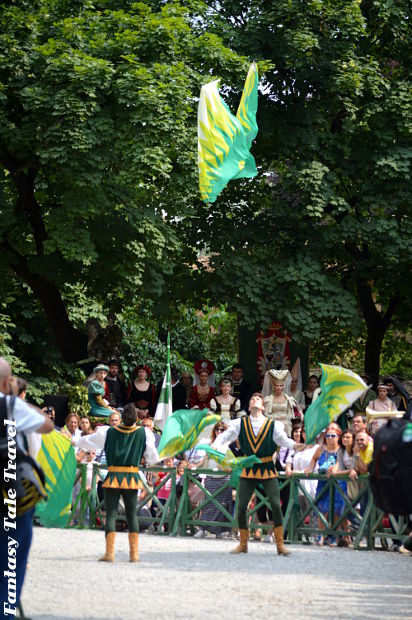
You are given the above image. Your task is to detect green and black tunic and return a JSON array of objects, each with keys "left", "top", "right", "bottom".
[
  {"left": 238, "top": 416, "right": 277, "bottom": 480},
  {"left": 102, "top": 424, "right": 146, "bottom": 490}
]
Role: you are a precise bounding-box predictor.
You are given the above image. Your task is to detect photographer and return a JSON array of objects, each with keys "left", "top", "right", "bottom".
[{"left": 42, "top": 405, "right": 61, "bottom": 431}]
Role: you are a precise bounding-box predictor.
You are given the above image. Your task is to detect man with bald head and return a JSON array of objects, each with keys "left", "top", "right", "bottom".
[{"left": 0, "top": 357, "right": 53, "bottom": 614}]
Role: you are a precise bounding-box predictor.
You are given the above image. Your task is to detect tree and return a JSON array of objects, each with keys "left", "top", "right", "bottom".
[
  {"left": 190, "top": 0, "right": 412, "bottom": 382},
  {"left": 0, "top": 0, "right": 248, "bottom": 362}
]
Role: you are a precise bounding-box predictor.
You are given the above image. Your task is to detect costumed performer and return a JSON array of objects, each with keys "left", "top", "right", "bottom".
[
  {"left": 209, "top": 377, "right": 245, "bottom": 423},
  {"left": 189, "top": 359, "right": 216, "bottom": 409},
  {"left": 88, "top": 364, "right": 117, "bottom": 418},
  {"left": 213, "top": 392, "right": 305, "bottom": 556},
  {"left": 78, "top": 403, "right": 159, "bottom": 562},
  {"left": 126, "top": 364, "right": 156, "bottom": 419},
  {"left": 262, "top": 369, "right": 300, "bottom": 436}
]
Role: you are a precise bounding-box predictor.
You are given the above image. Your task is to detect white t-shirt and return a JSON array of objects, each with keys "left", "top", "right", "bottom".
[{"left": 0, "top": 394, "right": 45, "bottom": 449}]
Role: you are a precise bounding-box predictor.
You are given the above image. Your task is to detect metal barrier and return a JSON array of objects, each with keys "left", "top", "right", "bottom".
[{"left": 66, "top": 465, "right": 409, "bottom": 550}]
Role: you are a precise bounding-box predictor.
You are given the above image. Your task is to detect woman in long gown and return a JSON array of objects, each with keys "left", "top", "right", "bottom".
[{"left": 126, "top": 364, "right": 156, "bottom": 419}]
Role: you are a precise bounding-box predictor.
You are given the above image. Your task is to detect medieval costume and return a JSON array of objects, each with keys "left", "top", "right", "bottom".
[
  {"left": 88, "top": 364, "right": 113, "bottom": 417},
  {"left": 189, "top": 359, "right": 216, "bottom": 409},
  {"left": 262, "top": 369, "right": 300, "bottom": 437},
  {"left": 213, "top": 402, "right": 296, "bottom": 556},
  {"left": 79, "top": 419, "right": 159, "bottom": 562}
]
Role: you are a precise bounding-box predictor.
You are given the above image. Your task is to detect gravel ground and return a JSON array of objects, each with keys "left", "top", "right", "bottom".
[{"left": 22, "top": 528, "right": 411, "bottom": 620}]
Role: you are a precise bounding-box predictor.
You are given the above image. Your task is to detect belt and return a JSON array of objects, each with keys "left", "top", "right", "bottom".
[{"left": 108, "top": 466, "right": 139, "bottom": 473}]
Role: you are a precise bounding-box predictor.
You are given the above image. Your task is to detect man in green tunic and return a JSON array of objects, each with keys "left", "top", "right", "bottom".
[
  {"left": 79, "top": 403, "right": 159, "bottom": 562},
  {"left": 214, "top": 393, "right": 304, "bottom": 555}
]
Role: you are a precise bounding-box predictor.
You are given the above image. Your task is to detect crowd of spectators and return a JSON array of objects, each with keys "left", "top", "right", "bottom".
[{"left": 32, "top": 359, "right": 412, "bottom": 552}]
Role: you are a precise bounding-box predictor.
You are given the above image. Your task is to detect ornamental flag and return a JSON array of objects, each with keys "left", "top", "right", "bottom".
[
  {"left": 304, "top": 364, "right": 368, "bottom": 444},
  {"left": 198, "top": 62, "right": 259, "bottom": 203},
  {"left": 32, "top": 430, "right": 77, "bottom": 528},
  {"left": 154, "top": 332, "right": 173, "bottom": 430},
  {"left": 196, "top": 444, "right": 261, "bottom": 488},
  {"left": 157, "top": 408, "right": 220, "bottom": 459}
]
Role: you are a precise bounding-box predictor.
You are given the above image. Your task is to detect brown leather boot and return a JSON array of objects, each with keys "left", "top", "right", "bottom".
[
  {"left": 128, "top": 532, "right": 140, "bottom": 562},
  {"left": 230, "top": 528, "right": 249, "bottom": 554},
  {"left": 274, "top": 526, "right": 291, "bottom": 556},
  {"left": 99, "top": 532, "right": 115, "bottom": 562}
]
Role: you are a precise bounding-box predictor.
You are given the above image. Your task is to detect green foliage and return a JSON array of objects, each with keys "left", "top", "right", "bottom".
[
  {"left": 190, "top": 0, "right": 412, "bottom": 377},
  {"left": 0, "top": 0, "right": 248, "bottom": 362},
  {"left": 119, "top": 302, "right": 237, "bottom": 382}
]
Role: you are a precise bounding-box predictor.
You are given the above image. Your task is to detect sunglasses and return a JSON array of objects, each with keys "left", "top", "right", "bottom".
[
  {"left": 215, "top": 427, "right": 225, "bottom": 432},
  {"left": 325, "top": 433, "right": 338, "bottom": 438}
]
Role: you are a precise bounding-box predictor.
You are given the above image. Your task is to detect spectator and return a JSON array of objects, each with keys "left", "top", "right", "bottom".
[
  {"left": 16, "top": 377, "right": 27, "bottom": 399},
  {"left": 180, "top": 372, "right": 193, "bottom": 406},
  {"left": 64, "top": 413, "right": 82, "bottom": 449},
  {"left": 108, "top": 411, "right": 121, "bottom": 427},
  {"left": 351, "top": 413, "right": 367, "bottom": 435},
  {"left": 354, "top": 431, "right": 374, "bottom": 474},
  {"left": 41, "top": 405, "right": 60, "bottom": 430},
  {"left": 0, "top": 357, "right": 53, "bottom": 611},
  {"left": 231, "top": 363, "right": 253, "bottom": 412},
  {"left": 303, "top": 374, "right": 320, "bottom": 412},
  {"left": 142, "top": 416, "right": 161, "bottom": 447},
  {"left": 285, "top": 422, "right": 319, "bottom": 502},
  {"left": 384, "top": 376, "right": 409, "bottom": 411},
  {"left": 194, "top": 421, "right": 233, "bottom": 539},
  {"left": 350, "top": 430, "right": 374, "bottom": 518},
  {"left": 306, "top": 422, "right": 346, "bottom": 546},
  {"left": 288, "top": 376, "right": 305, "bottom": 412},
  {"left": 171, "top": 368, "right": 187, "bottom": 411},
  {"left": 352, "top": 374, "right": 376, "bottom": 413},
  {"left": 337, "top": 429, "right": 358, "bottom": 547},
  {"left": 126, "top": 364, "right": 156, "bottom": 419},
  {"left": 104, "top": 359, "right": 126, "bottom": 408},
  {"left": 79, "top": 416, "right": 93, "bottom": 436}
]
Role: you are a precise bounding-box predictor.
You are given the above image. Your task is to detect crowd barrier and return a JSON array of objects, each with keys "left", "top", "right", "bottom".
[{"left": 66, "top": 465, "right": 409, "bottom": 550}]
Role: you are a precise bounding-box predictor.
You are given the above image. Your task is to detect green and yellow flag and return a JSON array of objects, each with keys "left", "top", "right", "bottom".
[
  {"left": 158, "top": 409, "right": 219, "bottom": 459},
  {"left": 34, "top": 430, "right": 77, "bottom": 528},
  {"left": 198, "top": 62, "right": 259, "bottom": 202},
  {"left": 196, "top": 444, "right": 262, "bottom": 488},
  {"left": 304, "top": 364, "right": 368, "bottom": 444}
]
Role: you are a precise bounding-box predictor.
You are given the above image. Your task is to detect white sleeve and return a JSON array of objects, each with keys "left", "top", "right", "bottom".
[
  {"left": 12, "top": 397, "right": 45, "bottom": 434},
  {"left": 78, "top": 426, "right": 109, "bottom": 451},
  {"left": 143, "top": 428, "right": 160, "bottom": 465},
  {"left": 212, "top": 418, "right": 241, "bottom": 451},
  {"left": 209, "top": 398, "right": 217, "bottom": 412},
  {"left": 273, "top": 421, "right": 295, "bottom": 449}
]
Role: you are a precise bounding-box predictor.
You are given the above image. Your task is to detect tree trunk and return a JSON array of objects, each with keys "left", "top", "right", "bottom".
[
  {"left": 356, "top": 278, "right": 399, "bottom": 385},
  {"left": 26, "top": 274, "right": 88, "bottom": 363},
  {"left": 7, "top": 250, "right": 88, "bottom": 363}
]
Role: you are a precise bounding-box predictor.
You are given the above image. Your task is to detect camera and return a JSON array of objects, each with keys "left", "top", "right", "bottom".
[{"left": 45, "top": 406, "right": 54, "bottom": 416}]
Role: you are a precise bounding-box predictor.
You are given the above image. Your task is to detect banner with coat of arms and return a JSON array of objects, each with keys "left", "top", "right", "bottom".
[{"left": 256, "top": 322, "right": 291, "bottom": 385}]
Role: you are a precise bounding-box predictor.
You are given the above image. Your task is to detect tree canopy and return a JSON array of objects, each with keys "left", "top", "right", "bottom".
[
  {"left": 190, "top": 0, "right": 412, "bottom": 381},
  {"left": 1, "top": 0, "right": 411, "bottom": 383},
  {"left": 0, "top": 0, "right": 247, "bottom": 363}
]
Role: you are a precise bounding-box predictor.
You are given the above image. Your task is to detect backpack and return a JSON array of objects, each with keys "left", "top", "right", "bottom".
[
  {"left": 368, "top": 416, "right": 412, "bottom": 516},
  {"left": 0, "top": 397, "right": 47, "bottom": 516}
]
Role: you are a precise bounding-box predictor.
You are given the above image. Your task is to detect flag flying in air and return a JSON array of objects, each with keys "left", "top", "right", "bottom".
[
  {"left": 196, "top": 444, "right": 262, "bottom": 488},
  {"left": 198, "top": 62, "right": 259, "bottom": 203},
  {"left": 304, "top": 364, "right": 368, "bottom": 444},
  {"left": 158, "top": 409, "right": 220, "bottom": 459},
  {"left": 154, "top": 332, "right": 172, "bottom": 430},
  {"left": 33, "top": 430, "right": 77, "bottom": 528}
]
